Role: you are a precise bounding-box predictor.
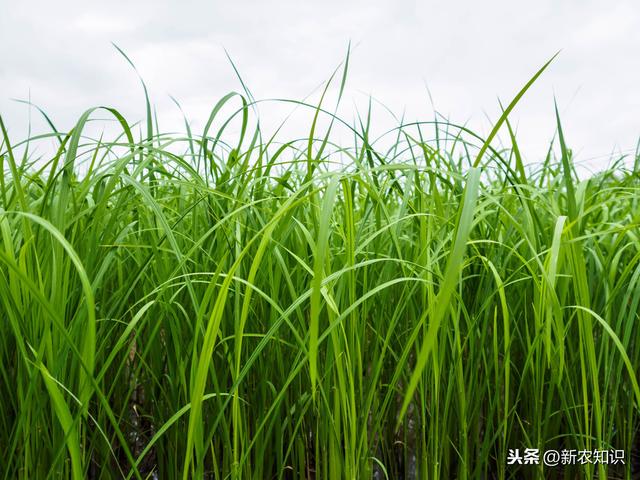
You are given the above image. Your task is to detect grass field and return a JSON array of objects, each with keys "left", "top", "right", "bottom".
[{"left": 1, "top": 56, "right": 639, "bottom": 479}]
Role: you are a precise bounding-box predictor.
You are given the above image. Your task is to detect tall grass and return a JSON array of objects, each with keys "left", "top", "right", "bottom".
[{"left": 0, "top": 57, "right": 639, "bottom": 479}]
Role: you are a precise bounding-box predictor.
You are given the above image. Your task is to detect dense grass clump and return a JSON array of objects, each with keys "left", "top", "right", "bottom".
[{"left": 0, "top": 61, "right": 639, "bottom": 479}]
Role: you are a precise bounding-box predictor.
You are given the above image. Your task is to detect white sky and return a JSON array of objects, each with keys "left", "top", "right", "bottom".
[{"left": 1, "top": 0, "right": 639, "bottom": 172}]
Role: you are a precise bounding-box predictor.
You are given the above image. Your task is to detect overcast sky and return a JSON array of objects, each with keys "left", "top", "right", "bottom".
[{"left": 1, "top": 0, "right": 639, "bottom": 172}]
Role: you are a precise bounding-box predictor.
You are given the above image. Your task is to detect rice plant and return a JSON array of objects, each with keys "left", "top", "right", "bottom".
[{"left": 0, "top": 54, "right": 639, "bottom": 479}]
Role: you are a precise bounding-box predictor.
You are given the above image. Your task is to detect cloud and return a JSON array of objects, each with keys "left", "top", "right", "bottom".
[{"left": 1, "top": 0, "right": 638, "bottom": 170}]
